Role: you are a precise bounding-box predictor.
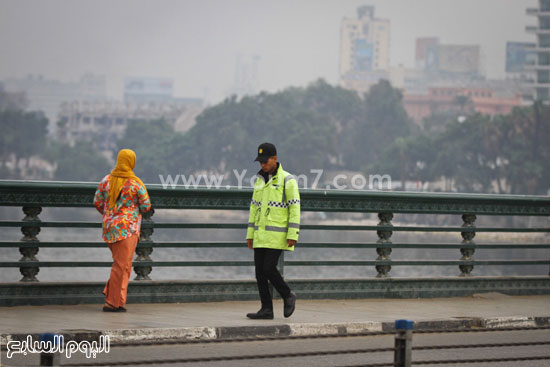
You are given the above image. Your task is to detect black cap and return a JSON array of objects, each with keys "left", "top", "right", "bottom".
[{"left": 254, "top": 142, "right": 277, "bottom": 162}]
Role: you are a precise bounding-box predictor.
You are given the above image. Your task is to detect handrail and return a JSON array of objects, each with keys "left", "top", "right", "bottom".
[
  {"left": 1, "top": 241, "right": 549, "bottom": 249},
  {"left": 0, "top": 180, "right": 549, "bottom": 283},
  {"left": 0, "top": 221, "right": 549, "bottom": 232},
  {"left": 1, "top": 179, "right": 549, "bottom": 215}
]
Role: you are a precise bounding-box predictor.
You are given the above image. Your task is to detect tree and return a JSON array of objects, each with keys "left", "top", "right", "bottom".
[
  {"left": 423, "top": 109, "right": 461, "bottom": 133},
  {"left": 301, "top": 79, "right": 363, "bottom": 165},
  {"left": 0, "top": 89, "right": 27, "bottom": 110},
  {"left": 184, "top": 84, "right": 338, "bottom": 182},
  {"left": 372, "top": 134, "right": 436, "bottom": 187},
  {"left": 453, "top": 95, "right": 474, "bottom": 115},
  {"left": 342, "top": 79, "right": 414, "bottom": 170},
  {"left": 115, "top": 119, "right": 191, "bottom": 183},
  {"left": 47, "top": 141, "right": 111, "bottom": 182},
  {"left": 496, "top": 104, "right": 550, "bottom": 195},
  {"left": 0, "top": 109, "right": 48, "bottom": 178},
  {"left": 432, "top": 114, "right": 494, "bottom": 192}
]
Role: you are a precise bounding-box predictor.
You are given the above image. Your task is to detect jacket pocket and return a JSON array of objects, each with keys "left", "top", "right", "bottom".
[{"left": 266, "top": 207, "right": 288, "bottom": 227}]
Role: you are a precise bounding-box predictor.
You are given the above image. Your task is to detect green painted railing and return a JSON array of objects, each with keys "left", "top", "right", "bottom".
[{"left": 0, "top": 180, "right": 549, "bottom": 284}]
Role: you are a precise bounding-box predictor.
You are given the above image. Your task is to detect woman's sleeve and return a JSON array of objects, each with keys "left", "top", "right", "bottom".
[
  {"left": 94, "top": 180, "right": 107, "bottom": 214},
  {"left": 137, "top": 182, "right": 151, "bottom": 214}
]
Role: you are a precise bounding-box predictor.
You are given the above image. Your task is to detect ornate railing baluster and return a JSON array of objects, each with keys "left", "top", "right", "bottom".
[
  {"left": 459, "top": 214, "right": 476, "bottom": 276},
  {"left": 19, "top": 206, "right": 41, "bottom": 282},
  {"left": 134, "top": 208, "right": 154, "bottom": 280},
  {"left": 376, "top": 213, "right": 393, "bottom": 278}
]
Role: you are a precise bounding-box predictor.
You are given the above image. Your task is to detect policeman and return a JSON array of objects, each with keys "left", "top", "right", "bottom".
[{"left": 246, "top": 142, "right": 300, "bottom": 319}]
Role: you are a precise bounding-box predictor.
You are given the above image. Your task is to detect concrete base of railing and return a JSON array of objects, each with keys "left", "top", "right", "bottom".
[{"left": 1, "top": 277, "right": 549, "bottom": 306}]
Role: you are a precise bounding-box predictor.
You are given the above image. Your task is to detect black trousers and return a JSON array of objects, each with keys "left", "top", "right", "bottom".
[{"left": 254, "top": 248, "right": 291, "bottom": 310}]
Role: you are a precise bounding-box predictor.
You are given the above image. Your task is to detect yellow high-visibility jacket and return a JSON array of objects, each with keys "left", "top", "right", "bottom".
[{"left": 246, "top": 164, "right": 300, "bottom": 251}]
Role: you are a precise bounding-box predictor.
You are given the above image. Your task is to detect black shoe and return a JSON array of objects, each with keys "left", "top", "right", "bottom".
[
  {"left": 283, "top": 292, "right": 296, "bottom": 318},
  {"left": 118, "top": 307, "right": 127, "bottom": 312},
  {"left": 246, "top": 309, "right": 274, "bottom": 319},
  {"left": 103, "top": 306, "right": 123, "bottom": 313}
]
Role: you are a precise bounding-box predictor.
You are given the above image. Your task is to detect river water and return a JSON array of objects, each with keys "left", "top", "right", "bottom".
[{"left": 0, "top": 207, "right": 548, "bottom": 283}]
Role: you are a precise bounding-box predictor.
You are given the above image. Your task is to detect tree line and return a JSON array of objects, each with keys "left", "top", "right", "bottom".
[{"left": 1, "top": 80, "right": 548, "bottom": 195}]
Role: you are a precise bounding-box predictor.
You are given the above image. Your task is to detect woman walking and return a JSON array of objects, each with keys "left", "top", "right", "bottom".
[{"left": 94, "top": 149, "right": 151, "bottom": 312}]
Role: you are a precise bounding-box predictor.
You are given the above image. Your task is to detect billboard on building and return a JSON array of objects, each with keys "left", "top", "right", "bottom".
[
  {"left": 124, "top": 77, "right": 173, "bottom": 103},
  {"left": 353, "top": 39, "right": 374, "bottom": 71},
  {"left": 438, "top": 45, "right": 480, "bottom": 74},
  {"left": 415, "top": 38, "right": 439, "bottom": 70},
  {"left": 506, "top": 42, "right": 537, "bottom": 72}
]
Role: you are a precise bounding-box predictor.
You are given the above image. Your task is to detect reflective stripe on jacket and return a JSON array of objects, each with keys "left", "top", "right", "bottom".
[{"left": 246, "top": 164, "right": 300, "bottom": 251}]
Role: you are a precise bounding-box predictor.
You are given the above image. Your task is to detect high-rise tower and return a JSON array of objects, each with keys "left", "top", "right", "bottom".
[
  {"left": 339, "top": 5, "right": 390, "bottom": 94},
  {"left": 526, "top": 0, "right": 550, "bottom": 101}
]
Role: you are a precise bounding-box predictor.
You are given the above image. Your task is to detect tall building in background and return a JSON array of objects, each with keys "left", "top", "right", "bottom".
[
  {"left": 1, "top": 73, "right": 107, "bottom": 134},
  {"left": 505, "top": 41, "right": 537, "bottom": 100},
  {"left": 505, "top": 42, "right": 537, "bottom": 76},
  {"left": 228, "top": 54, "right": 260, "bottom": 98},
  {"left": 526, "top": 0, "right": 550, "bottom": 101},
  {"left": 339, "top": 5, "right": 390, "bottom": 94}
]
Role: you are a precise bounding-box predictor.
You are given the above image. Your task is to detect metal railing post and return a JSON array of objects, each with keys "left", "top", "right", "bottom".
[
  {"left": 376, "top": 212, "right": 393, "bottom": 278},
  {"left": 19, "top": 206, "right": 42, "bottom": 282},
  {"left": 134, "top": 208, "right": 154, "bottom": 280},
  {"left": 459, "top": 214, "right": 476, "bottom": 276},
  {"left": 394, "top": 319, "right": 413, "bottom": 367}
]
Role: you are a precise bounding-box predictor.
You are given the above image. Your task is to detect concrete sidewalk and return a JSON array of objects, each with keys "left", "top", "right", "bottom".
[{"left": 1, "top": 293, "right": 549, "bottom": 344}]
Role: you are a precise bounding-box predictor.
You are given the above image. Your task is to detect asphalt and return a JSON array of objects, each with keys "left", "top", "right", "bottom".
[{"left": 1, "top": 293, "right": 549, "bottom": 345}]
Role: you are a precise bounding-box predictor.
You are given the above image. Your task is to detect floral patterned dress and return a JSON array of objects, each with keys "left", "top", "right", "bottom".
[{"left": 94, "top": 175, "right": 151, "bottom": 243}]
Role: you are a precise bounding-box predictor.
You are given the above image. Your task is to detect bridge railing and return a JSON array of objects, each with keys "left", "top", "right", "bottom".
[{"left": 1, "top": 180, "right": 549, "bottom": 283}]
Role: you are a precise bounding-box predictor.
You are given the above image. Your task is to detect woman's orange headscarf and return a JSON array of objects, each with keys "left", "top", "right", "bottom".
[{"left": 109, "top": 149, "right": 145, "bottom": 210}]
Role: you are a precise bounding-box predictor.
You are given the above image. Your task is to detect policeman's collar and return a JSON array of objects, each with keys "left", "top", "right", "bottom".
[{"left": 257, "top": 162, "right": 280, "bottom": 182}]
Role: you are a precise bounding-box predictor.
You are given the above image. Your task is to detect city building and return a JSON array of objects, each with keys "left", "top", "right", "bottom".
[
  {"left": 124, "top": 76, "right": 173, "bottom": 104},
  {"left": 339, "top": 5, "right": 390, "bottom": 94},
  {"left": 506, "top": 41, "right": 537, "bottom": 77},
  {"left": 403, "top": 87, "right": 523, "bottom": 125},
  {"left": 57, "top": 99, "right": 203, "bottom": 161},
  {"left": 1, "top": 73, "right": 107, "bottom": 135},
  {"left": 526, "top": 0, "right": 550, "bottom": 101},
  {"left": 228, "top": 54, "right": 260, "bottom": 98},
  {"left": 390, "top": 37, "right": 490, "bottom": 107},
  {"left": 395, "top": 36, "right": 526, "bottom": 124},
  {"left": 504, "top": 42, "right": 538, "bottom": 100}
]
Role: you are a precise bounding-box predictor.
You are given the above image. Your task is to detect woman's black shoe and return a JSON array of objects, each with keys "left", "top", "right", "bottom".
[{"left": 103, "top": 306, "right": 123, "bottom": 312}]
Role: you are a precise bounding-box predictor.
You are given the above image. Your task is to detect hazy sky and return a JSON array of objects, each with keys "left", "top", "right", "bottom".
[{"left": 0, "top": 0, "right": 537, "bottom": 103}]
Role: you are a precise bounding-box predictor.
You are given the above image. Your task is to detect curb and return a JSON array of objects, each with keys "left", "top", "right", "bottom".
[{"left": 2, "top": 316, "right": 549, "bottom": 345}]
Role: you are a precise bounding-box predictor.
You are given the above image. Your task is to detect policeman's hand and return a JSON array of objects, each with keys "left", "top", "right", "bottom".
[
  {"left": 287, "top": 239, "right": 297, "bottom": 247},
  {"left": 247, "top": 239, "right": 254, "bottom": 250}
]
